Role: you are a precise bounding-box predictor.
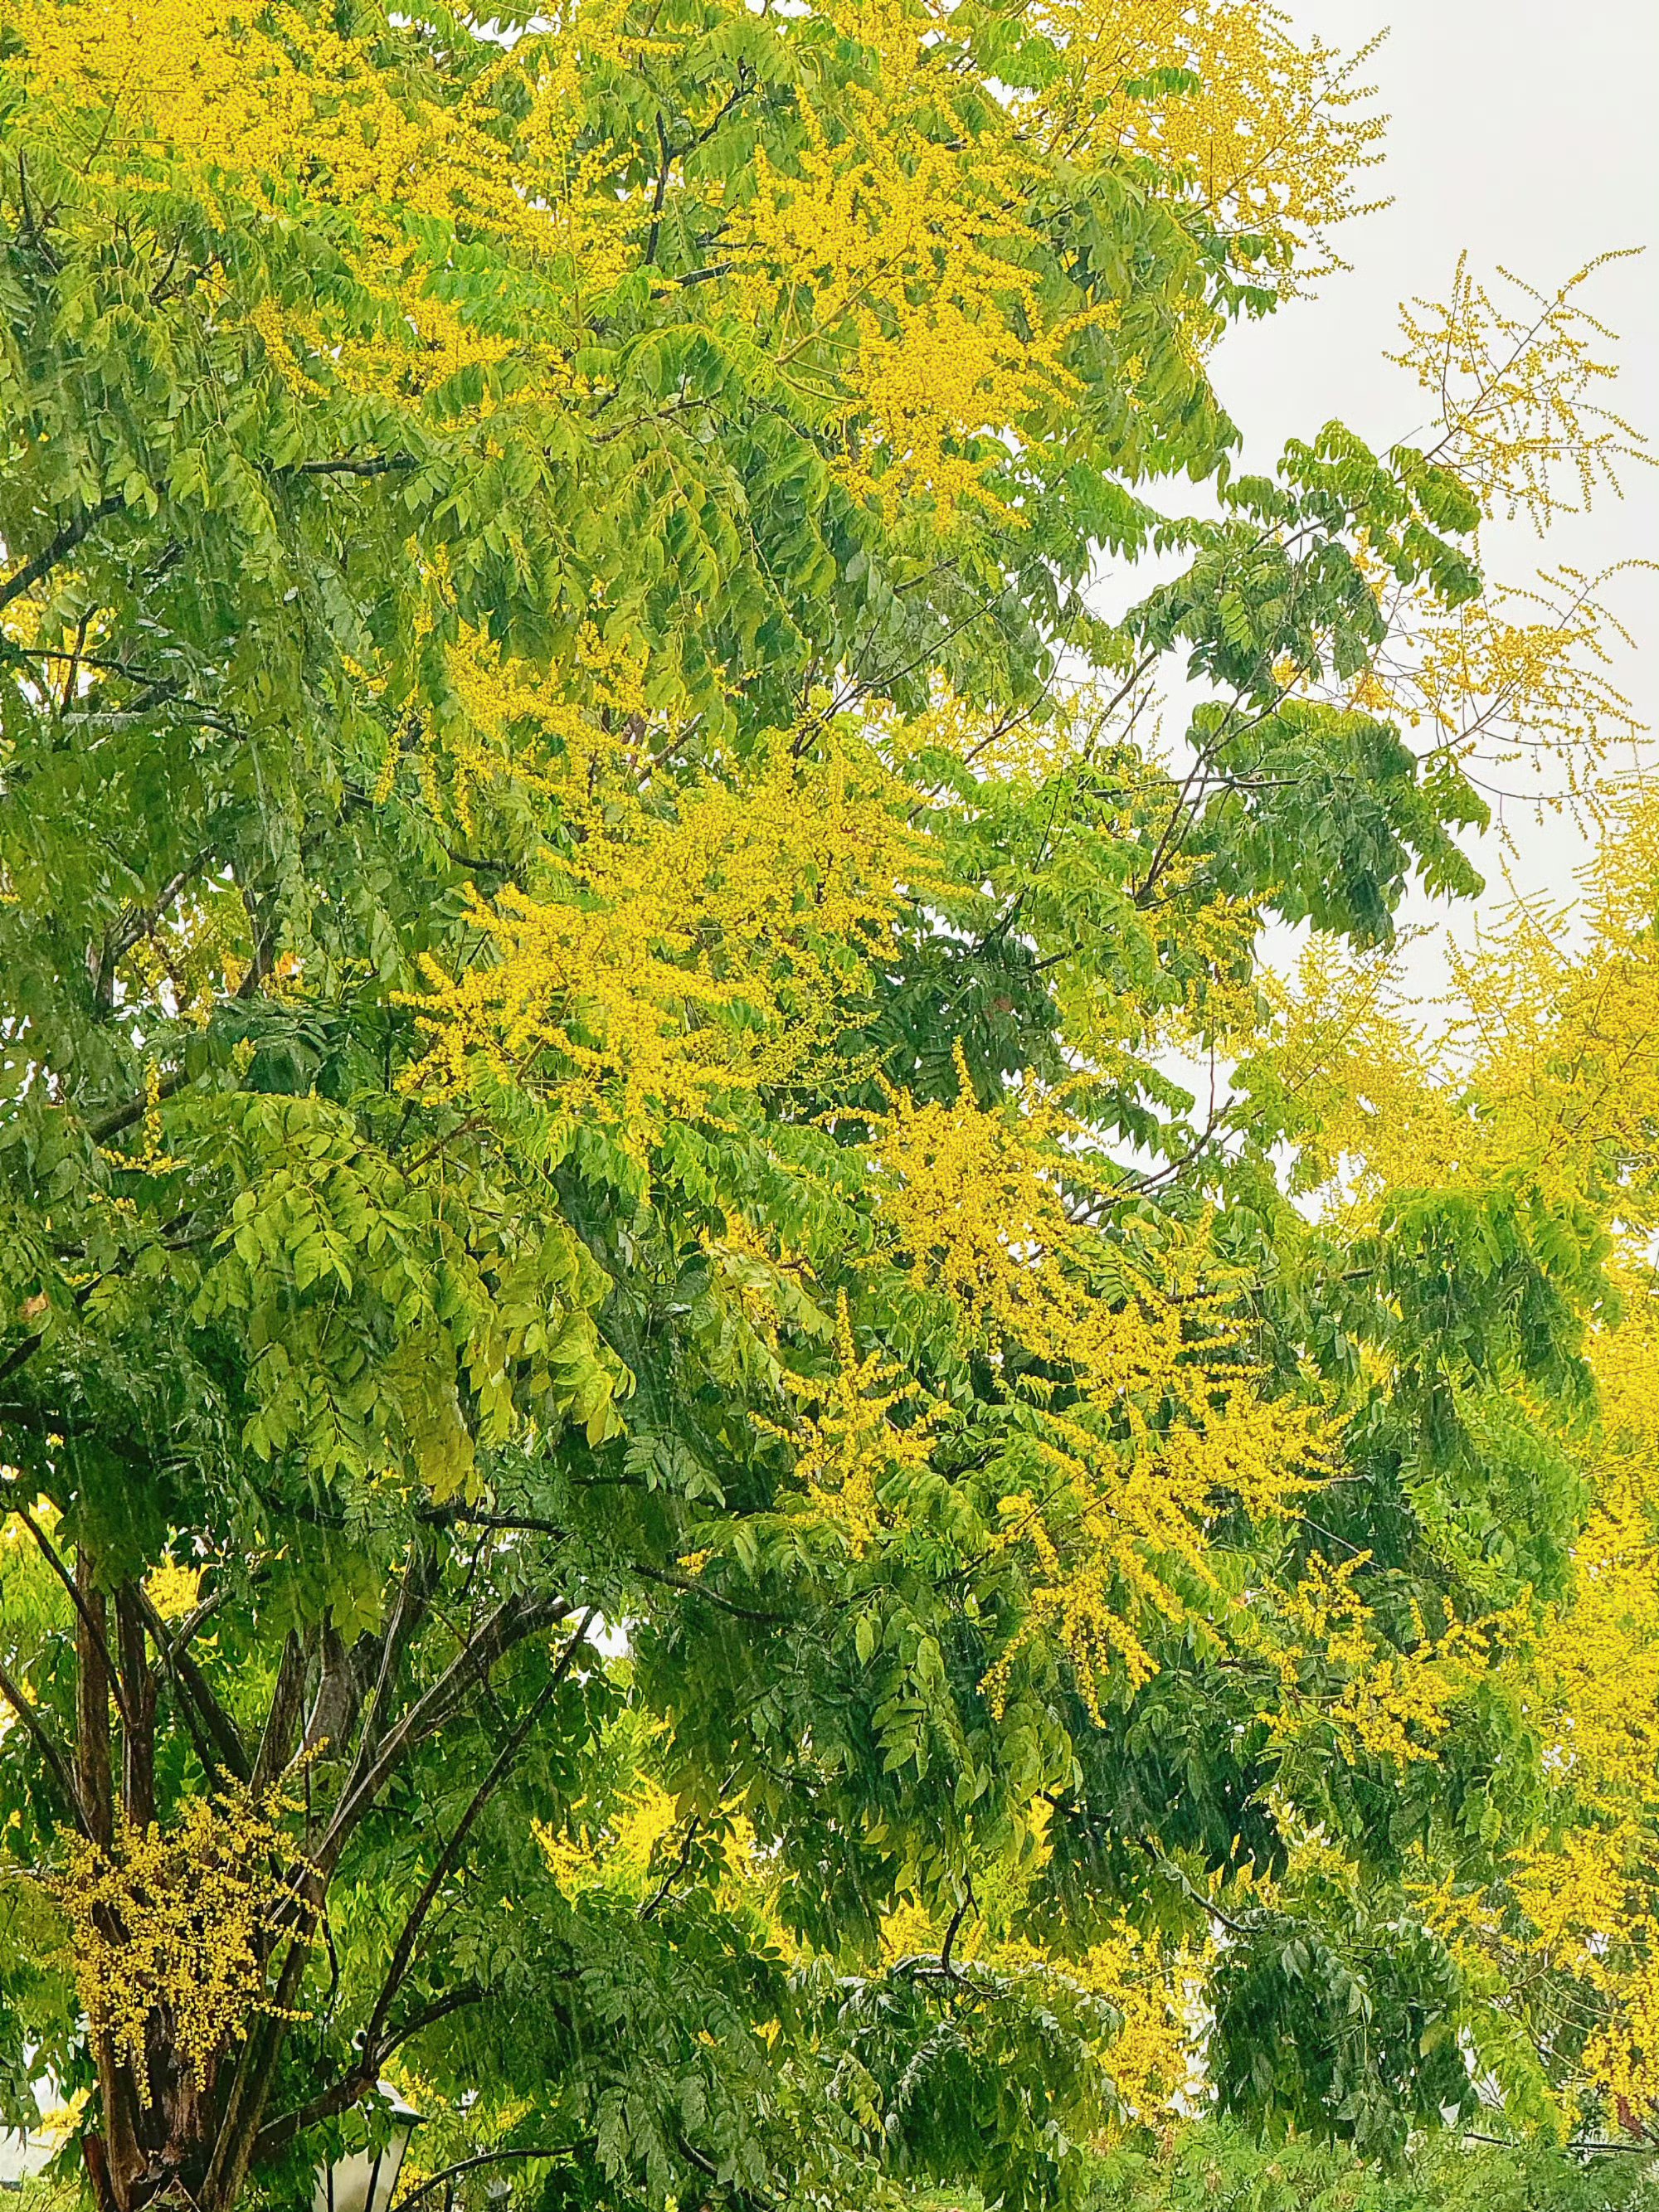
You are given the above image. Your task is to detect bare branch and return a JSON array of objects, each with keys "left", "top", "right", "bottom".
[
  {"left": 292, "top": 455, "right": 417, "bottom": 479},
  {"left": 251, "top": 1631, "right": 306, "bottom": 1802},
  {"left": 134, "top": 1583, "right": 251, "bottom": 1782},
  {"left": 252, "top": 1988, "right": 483, "bottom": 2162},
  {"left": 86, "top": 1069, "right": 187, "bottom": 1146},
  {"left": 640, "top": 1814, "right": 700, "bottom": 1921},
  {"left": 360, "top": 1607, "right": 596, "bottom": 2059}
]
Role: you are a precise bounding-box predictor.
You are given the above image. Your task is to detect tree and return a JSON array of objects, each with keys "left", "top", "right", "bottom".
[
  {"left": 0, "top": 2, "right": 1650, "bottom": 2210},
  {"left": 1224, "top": 786, "right": 1659, "bottom": 2149}
]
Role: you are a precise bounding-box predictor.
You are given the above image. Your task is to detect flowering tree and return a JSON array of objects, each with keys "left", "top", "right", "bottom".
[{"left": 0, "top": 3, "right": 1652, "bottom": 2210}]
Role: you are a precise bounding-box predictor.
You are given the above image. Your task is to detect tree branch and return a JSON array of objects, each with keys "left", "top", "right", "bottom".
[
  {"left": 73, "top": 1550, "right": 114, "bottom": 1849},
  {"left": 332, "top": 1547, "right": 440, "bottom": 1824},
  {"left": 0, "top": 1659, "right": 95, "bottom": 1836},
  {"left": 251, "top": 1631, "right": 306, "bottom": 1802},
  {"left": 317, "top": 1590, "right": 575, "bottom": 1864},
  {"left": 640, "top": 1813, "right": 701, "bottom": 1921},
  {"left": 202, "top": 1916, "right": 319, "bottom": 2212},
  {"left": 85, "top": 1069, "right": 188, "bottom": 1146},
  {"left": 424, "top": 1510, "right": 786, "bottom": 1625},
  {"left": 13, "top": 1505, "right": 134, "bottom": 1727},
  {"left": 114, "top": 1582, "right": 156, "bottom": 1829},
  {"left": 134, "top": 1583, "right": 251, "bottom": 1782},
  {"left": 292, "top": 455, "right": 418, "bottom": 479},
  {"left": 0, "top": 493, "right": 124, "bottom": 613},
  {"left": 395, "top": 2148, "right": 573, "bottom": 2212},
  {"left": 1139, "top": 1838, "right": 1251, "bottom": 1937},
  {"left": 252, "top": 1988, "right": 482, "bottom": 2162},
  {"left": 0, "top": 1330, "right": 44, "bottom": 1388},
  {"left": 359, "top": 1608, "right": 596, "bottom": 2058}
]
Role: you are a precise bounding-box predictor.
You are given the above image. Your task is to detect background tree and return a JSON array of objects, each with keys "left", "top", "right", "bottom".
[{"left": 0, "top": 3, "right": 1651, "bottom": 2211}]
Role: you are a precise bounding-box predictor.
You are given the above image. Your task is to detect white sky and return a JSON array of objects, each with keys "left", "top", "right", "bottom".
[{"left": 1211, "top": 0, "right": 1658, "bottom": 972}]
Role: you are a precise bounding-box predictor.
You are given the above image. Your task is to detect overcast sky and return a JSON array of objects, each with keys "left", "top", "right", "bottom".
[{"left": 1211, "top": 0, "right": 1658, "bottom": 959}]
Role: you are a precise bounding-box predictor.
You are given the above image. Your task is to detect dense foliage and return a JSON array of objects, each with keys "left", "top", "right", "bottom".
[
  {"left": 1087, "top": 2126, "right": 1659, "bottom": 2212},
  {"left": 0, "top": 4, "right": 1654, "bottom": 2212}
]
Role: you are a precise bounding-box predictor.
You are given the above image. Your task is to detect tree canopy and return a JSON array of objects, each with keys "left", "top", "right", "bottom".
[{"left": 0, "top": 5, "right": 1654, "bottom": 2212}]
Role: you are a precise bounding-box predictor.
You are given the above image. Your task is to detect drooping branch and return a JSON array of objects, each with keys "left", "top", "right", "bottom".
[
  {"left": 0, "top": 493, "right": 124, "bottom": 613},
  {"left": 426, "top": 1509, "right": 786, "bottom": 1624},
  {"left": 639, "top": 1814, "right": 701, "bottom": 1921},
  {"left": 675, "top": 2132, "right": 781, "bottom": 2212},
  {"left": 393, "top": 2147, "right": 575, "bottom": 2212}
]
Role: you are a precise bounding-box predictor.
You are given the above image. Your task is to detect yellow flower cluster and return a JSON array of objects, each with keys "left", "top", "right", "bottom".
[
  {"left": 1025, "top": 0, "right": 1387, "bottom": 289},
  {"left": 1340, "top": 556, "right": 1647, "bottom": 817},
  {"left": 1268, "top": 786, "right": 1659, "bottom": 1237},
  {"left": 395, "top": 616, "right": 651, "bottom": 841},
  {"left": 45, "top": 1791, "right": 313, "bottom": 2098},
  {"left": 1391, "top": 254, "right": 1650, "bottom": 529},
  {"left": 7, "top": 0, "right": 1393, "bottom": 541},
  {"left": 1259, "top": 1552, "right": 1515, "bottom": 1768},
  {"left": 1268, "top": 788, "right": 1659, "bottom": 2123},
  {"left": 765, "top": 1298, "right": 941, "bottom": 1555},
  {"left": 722, "top": 65, "right": 1099, "bottom": 526},
  {"left": 877, "top": 1801, "right": 1210, "bottom": 2135},
  {"left": 867, "top": 1068, "right": 1327, "bottom": 1711},
  {"left": 537, "top": 1773, "right": 681, "bottom": 1903},
  {"left": 403, "top": 741, "right": 924, "bottom": 1144},
  {"left": 6, "top": 0, "right": 566, "bottom": 378},
  {"left": 1076, "top": 1916, "right": 1210, "bottom": 2130}
]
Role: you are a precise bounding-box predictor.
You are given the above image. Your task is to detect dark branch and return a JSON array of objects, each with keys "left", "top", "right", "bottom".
[
  {"left": 0, "top": 1659, "right": 94, "bottom": 1836},
  {"left": 424, "top": 1510, "right": 787, "bottom": 1625},
  {"left": 292, "top": 455, "right": 417, "bottom": 479},
  {"left": 134, "top": 1584, "right": 251, "bottom": 1782},
  {"left": 252, "top": 1988, "right": 482, "bottom": 2162},
  {"left": 251, "top": 1631, "right": 306, "bottom": 1802},
  {"left": 358, "top": 1609, "right": 596, "bottom": 2056},
  {"left": 395, "top": 2149, "right": 573, "bottom": 2212},
  {"left": 640, "top": 1814, "right": 701, "bottom": 1921},
  {"left": 318, "top": 1589, "right": 575, "bottom": 1864},
  {"left": 85, "top": 1070, "right": 188, "bottom": 1146},
  {"left": 0, "top": 493, "right": 125, "bottom": 613},
  {"left": 0, "top": 1331, "right": 45, "bottom": 1388},
  {"left": 12, "top": 1505, "right": 134, "bottom": 1728}
]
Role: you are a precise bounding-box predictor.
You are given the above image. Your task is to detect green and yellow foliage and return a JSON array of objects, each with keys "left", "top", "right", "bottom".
[{"left": 0, "top": 1, "right": 1655, "bottom": 2210}]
